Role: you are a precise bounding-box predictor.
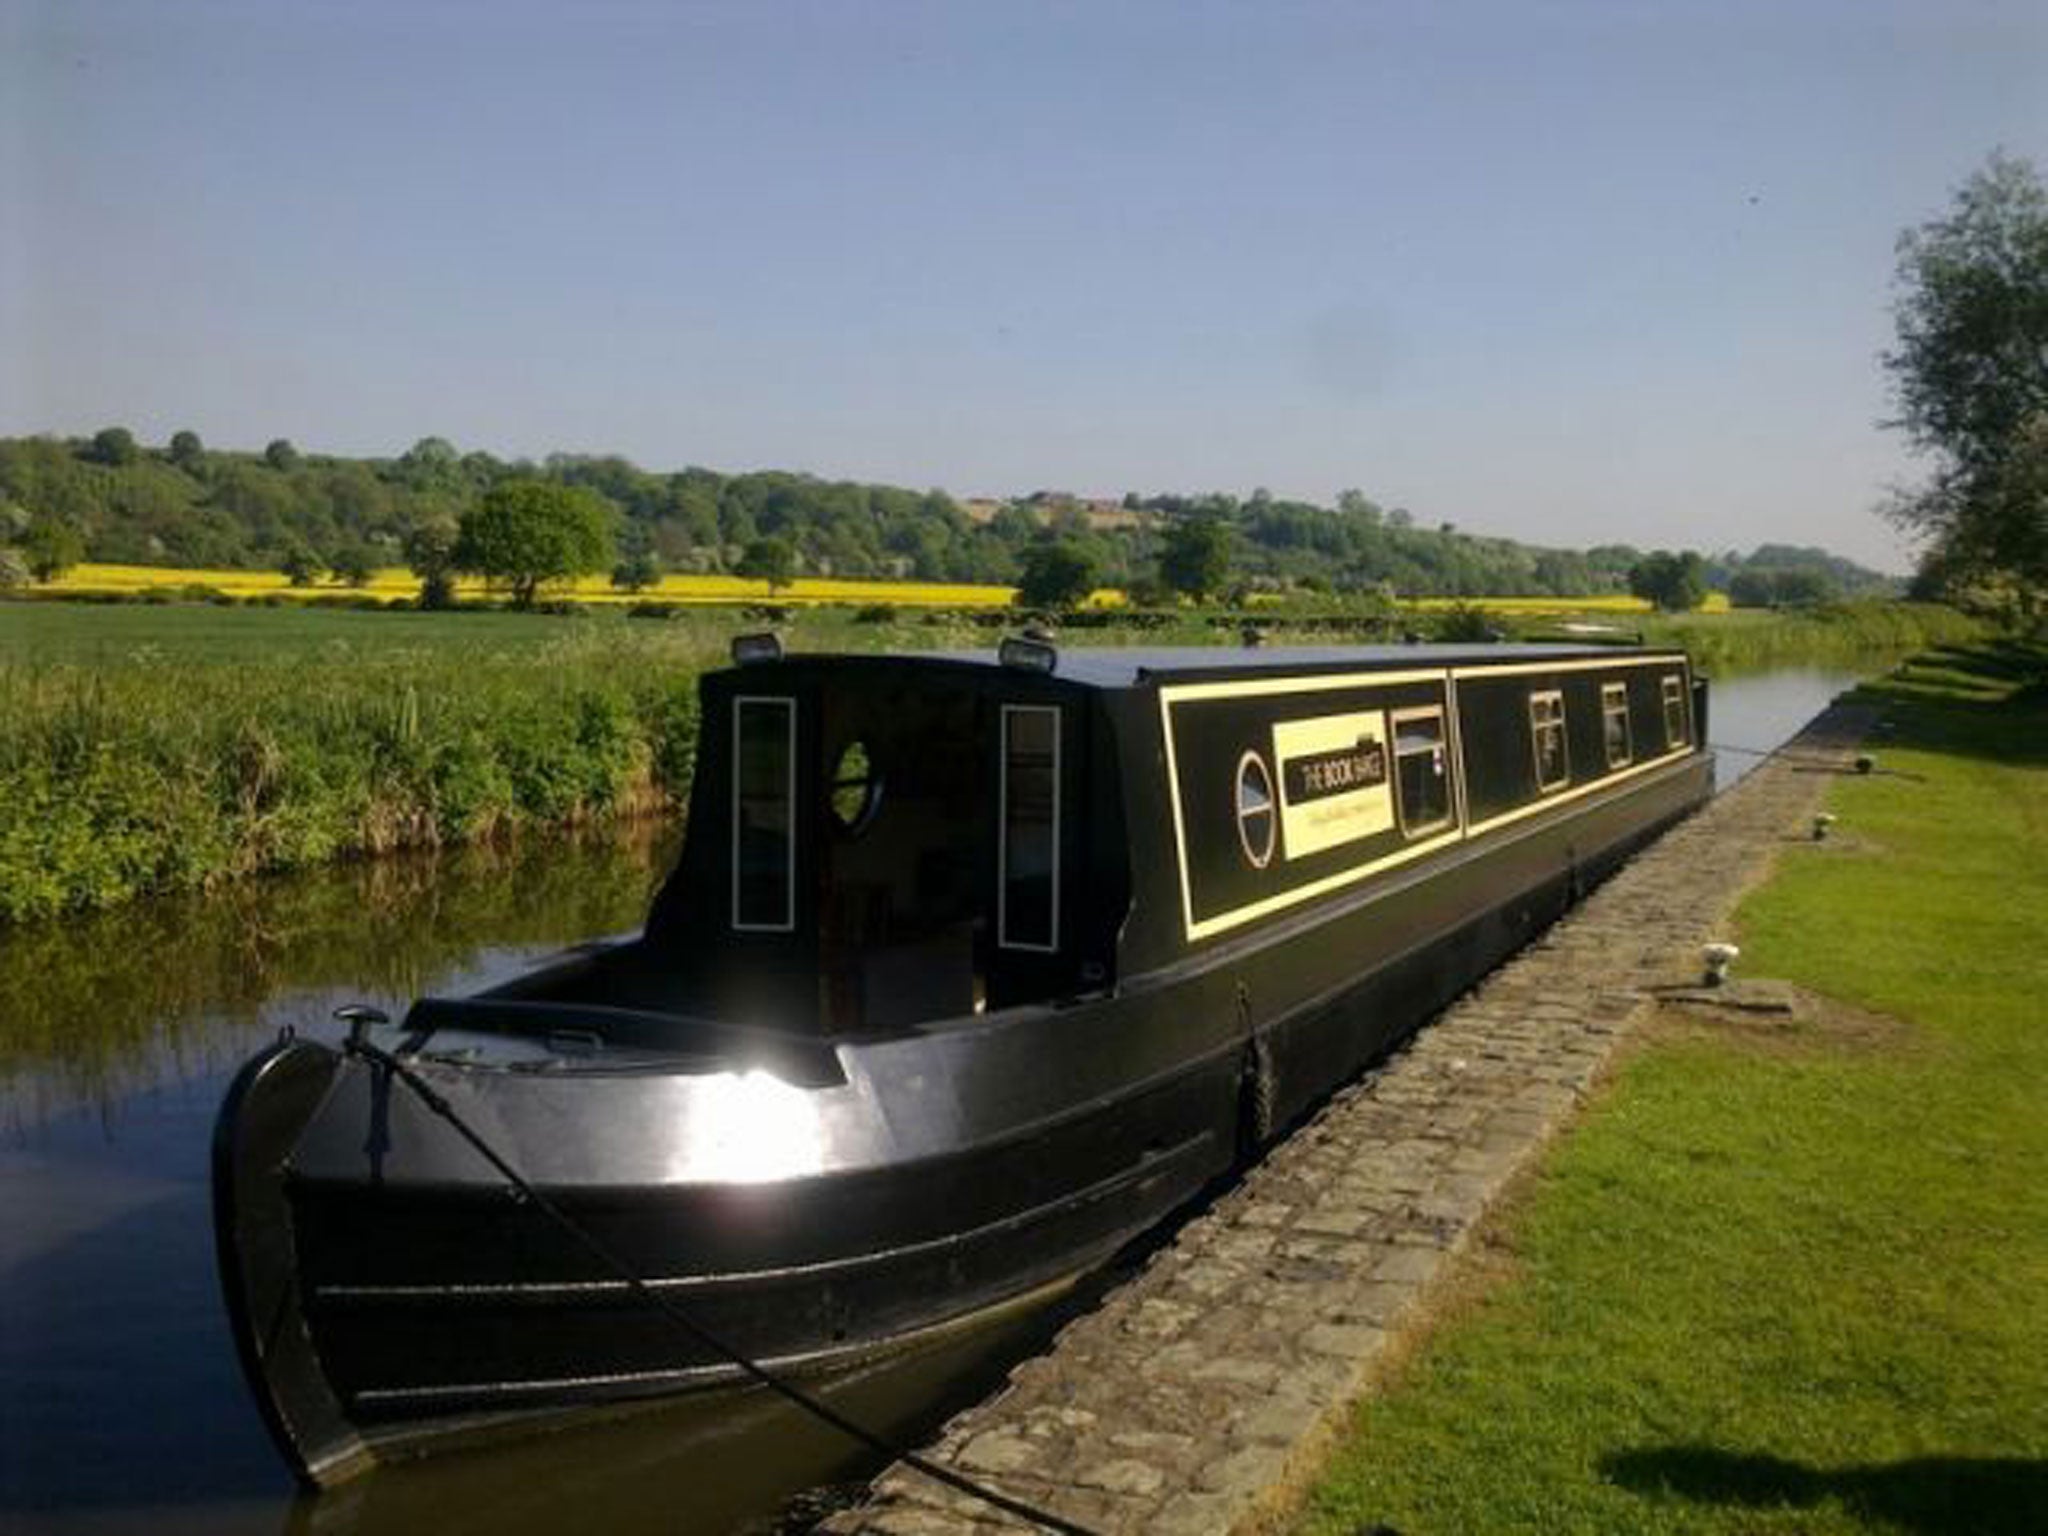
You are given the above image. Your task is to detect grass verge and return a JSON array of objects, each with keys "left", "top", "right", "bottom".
[
  {"left": 0, "top": 610, "right": 724, "bottom": 921},
  {"left": 1295, "top": 640, "right": 2048, "bottom": 1535},
  {"left": 1638, "top": 602, "right": 1985, "bottom": 674}
]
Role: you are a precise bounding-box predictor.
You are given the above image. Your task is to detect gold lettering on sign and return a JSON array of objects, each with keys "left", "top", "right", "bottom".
[{"left": 1271, "top": 712, "right": 1394, "bottom": 859}]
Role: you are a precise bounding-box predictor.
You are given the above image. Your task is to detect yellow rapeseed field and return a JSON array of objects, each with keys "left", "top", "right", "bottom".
[
  {"left": 53, "top": 563, "right": 1031, "bottom": 608},
  {"left": 45, "top": 564, "right": 1723, "bottom": 614},
  {"left": 1404, "top": 592, "right": 1730, "bottom": 615}
]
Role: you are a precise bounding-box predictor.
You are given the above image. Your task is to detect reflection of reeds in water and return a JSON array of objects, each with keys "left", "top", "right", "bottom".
[{"left": 0, "top": 822, "right": 680, "bottom": 1135}]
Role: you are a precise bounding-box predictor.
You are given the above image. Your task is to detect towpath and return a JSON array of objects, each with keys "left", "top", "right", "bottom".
[{"left": 820, "top": 705, "right": 1873, "bottom": 1536}]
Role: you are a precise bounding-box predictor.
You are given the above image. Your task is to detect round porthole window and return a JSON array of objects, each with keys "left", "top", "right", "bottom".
[
  {"left": 1235, "top": 750, "right": 1276, "bottom": 869},
  {"left": 829, "top": 741, "right": 883, "bottom": 834}
]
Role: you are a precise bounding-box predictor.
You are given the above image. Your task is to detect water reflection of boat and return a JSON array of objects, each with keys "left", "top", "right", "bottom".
[
  {"left": 279, "top": 1292, "right": 1060, "bottom": 1536},
  {"left": 216, "top": 640, "right": 1711, "bottom": 1486}
]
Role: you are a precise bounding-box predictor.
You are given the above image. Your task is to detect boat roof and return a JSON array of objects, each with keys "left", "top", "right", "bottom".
[{"left": 917, "top": 642, "right": 1669, "bottom": 690}]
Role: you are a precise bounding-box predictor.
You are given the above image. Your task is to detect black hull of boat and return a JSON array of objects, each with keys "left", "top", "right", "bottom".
[
  {"left": 297, "top": 1098, "right": 1224, "bottom": 1421},
  {"left": 215, "top": 751, "right": 1710, "bottom": 1486}
]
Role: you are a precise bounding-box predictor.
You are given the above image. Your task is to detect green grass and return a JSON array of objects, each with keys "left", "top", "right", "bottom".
[
  {"left": 0, "top": 600, "right": 587, "bottom": 662},
  {"left": 0, "top": 600, "right": 1993, "bottom": 922},
  {"left": 1297, "top": 641, "right": 2048, "bottom": 1535},
  {"left": 1637, "top": 601, "right": 1986, "bottom": 675},
  {"left": 0, "top": 608, "right": 727, "bottom": 921}
]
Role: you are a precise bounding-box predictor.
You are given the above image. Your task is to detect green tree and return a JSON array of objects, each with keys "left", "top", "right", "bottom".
[
  {"left": 329, "top": 543, "right": 378, "bottom": 588},
  {"left": 1627, "top": 550, "right": 1708, "bottom": 612},
  {"left": 1728, "top": 569, "right": 1776, "bottom": 608},
  {"left": 404, "top": 516, "right": 461, "bottom": 608},
  {"left": 21, "top": 513, "right": 86, "bottom": 582},
  {"left": 168, "top": 430, "right": 206, "bottom": 472},
  {"left": 1336, "top": 488, "right": 1383, "bottom": 526},
  {"left": 456, "top": 480, "right": 614, "bottom": 607},
  {"left": 1884, "top": 151, "right": 2048, "bottom": 604},
  {"left": 1430, "top": 601, "right": 1498, "bottom": 642},
  {"left": 1014, "top": 539, "right": 1099, "bottom": 609},
  {"left": 83, "top": 426, "right": 139, "bottom": 467},
  {"left": 736, "top": 535, "right": 796, "bottom": 593},
  {"left": 264, "top": 438, "right": 301, "bottom": 473},
  {"left": 1770, "top": 569, "right": 1835, "bottom": 606},
  {"left": 0, "top": 548, "right": 29, "bottom": 591},
  {"left": 279, "top": 545, "right": 323, "bottom": 587},
  {"left": 611, "top": 552, "right": 661, "bottom": 593},
  {"left": 1158, "top": 516, "right": 1233, "bottom": 602},
  {"left": 397, "top": 436, "right": 461, "bottom": 491}
]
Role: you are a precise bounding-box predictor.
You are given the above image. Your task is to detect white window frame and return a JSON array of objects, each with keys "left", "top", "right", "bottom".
[
  {"left": 1234, "top": 749, "right": 1277, "bottom": 868},
  {"left": 731, "top": 695, "right": 797, "bottom": 933},
  {"left": 1661, "top": 674, "right": 1688, "bottom": 748},
  {"left": 1601, "top": 682, "right": 1633, "bottom": 770},
  {"left": 998, "top": 704, "right": 1061, "bottom": 952},
  {"left": 1530, "top": 689, "right": 1571, "bottom": 793},
  {"left": 1390, "top": 706, "right": 1455, "bottom": 838}
]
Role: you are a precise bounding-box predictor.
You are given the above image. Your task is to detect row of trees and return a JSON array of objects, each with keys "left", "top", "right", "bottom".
[{"left": 3, "top": 430, "right": 1895, "bottom": 607}]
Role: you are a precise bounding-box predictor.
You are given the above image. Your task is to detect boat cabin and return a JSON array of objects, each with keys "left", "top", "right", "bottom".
[
  {"left": 610, "top": 640, "right": 1700, "bottom": 1038},
  {"left": 640, "top": 647, "right": 1127, "bottom": 1034}
]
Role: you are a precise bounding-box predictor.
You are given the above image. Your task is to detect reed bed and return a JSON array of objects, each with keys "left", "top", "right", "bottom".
[
  {"left": 1637, "top": 601, "right": 1984, "bottom": 673},
  {"left": 0, "top": 618, "right": 722, "bottom": 922}
]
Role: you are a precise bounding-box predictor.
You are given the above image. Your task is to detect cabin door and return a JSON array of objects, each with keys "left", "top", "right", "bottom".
[
  {"left": 816, "top": 682, "right": 985, "bottom": 1032},
  {"left": 987, "top": 700, "right": 1083, "bottom": 1010}
]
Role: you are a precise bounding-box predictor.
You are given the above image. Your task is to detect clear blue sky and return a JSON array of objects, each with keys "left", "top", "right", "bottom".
[{"left": 5, "top": 1, "right": 2044, "bottom": 572}]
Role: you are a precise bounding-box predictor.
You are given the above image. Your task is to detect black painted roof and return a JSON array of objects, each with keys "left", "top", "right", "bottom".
[{"left": 925, "top": 643, "right": 1659, "bottom": 690}]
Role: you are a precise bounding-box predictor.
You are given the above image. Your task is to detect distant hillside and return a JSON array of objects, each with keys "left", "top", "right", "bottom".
[{"left": 0, "top": 431, "right": 1897, "bottom": 601}]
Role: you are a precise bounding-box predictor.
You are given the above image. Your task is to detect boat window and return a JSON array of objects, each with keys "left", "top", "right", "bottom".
[
  {"left": 733, "top": 697, "right": 796, "bottom": 931},
  {"left": 828, "top": 740, "right": 882, "bottom": 834},
  {"left": 1530, "top": 690, "right": 1570, "bottom": 792},
  {"left": 999, "top": 706, "right": 1060, "bottom": 951},
  {"left": 1235, "top": 750, "right": 1277, "bottom": 868},
  {"left": 1662, "top": 674, "right": 1687, "bottom": 747},
  {"left": 1601, "top": 683, "right": 1632, "bottom": 769},
  {"left": 1392, "top": 709, "right": 1453, "bottom": 835}
]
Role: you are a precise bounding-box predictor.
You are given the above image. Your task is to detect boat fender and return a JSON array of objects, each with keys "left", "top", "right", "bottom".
[{"left": 1237, "top": 983, "right": 1276, "bottom": 1154}]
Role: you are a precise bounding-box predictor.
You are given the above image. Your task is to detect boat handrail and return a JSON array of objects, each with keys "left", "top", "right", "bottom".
[{"left": 401, "top": 997, "right": 847, "bottom": 1088}]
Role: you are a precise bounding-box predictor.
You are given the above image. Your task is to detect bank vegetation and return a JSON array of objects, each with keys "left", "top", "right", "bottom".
[{"left": 0, "top": 599, "right": 1990, "bottom": 925}]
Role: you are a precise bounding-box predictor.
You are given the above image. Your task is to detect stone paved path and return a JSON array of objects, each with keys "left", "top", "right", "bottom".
[{"left": 819, "top": 709, "right": 1872, "bottom": 1536}]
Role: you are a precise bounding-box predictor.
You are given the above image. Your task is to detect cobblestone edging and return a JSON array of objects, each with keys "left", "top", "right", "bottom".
[{"left": 819, "top": 708, "right": 1873, "bottom": 1536}]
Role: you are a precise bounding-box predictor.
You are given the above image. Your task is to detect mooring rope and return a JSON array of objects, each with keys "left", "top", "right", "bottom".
[
  {"left": 1708, "top": 740, "right": 1923, "bottom": 780},
  {"left": 342, "top": 1036, "right": 1101, "bottom": 1536}
]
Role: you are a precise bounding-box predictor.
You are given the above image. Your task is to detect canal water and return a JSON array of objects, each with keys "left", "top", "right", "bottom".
[
  {"left": 0, "top": 665, "right": 1863, "bottom": 1536},
  {"left": 1703, "top": 665, "right": 1866, "bottom": 791}
]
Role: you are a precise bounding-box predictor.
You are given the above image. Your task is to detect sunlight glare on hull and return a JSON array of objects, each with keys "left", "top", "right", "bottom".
[{"left": 672, "top": 1068, "right": 830, "bottom": 1185}]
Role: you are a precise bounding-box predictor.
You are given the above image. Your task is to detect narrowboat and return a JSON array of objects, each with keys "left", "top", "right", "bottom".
[{"left": 214, "top": 638, "right": 1711, "bottom": 1485}]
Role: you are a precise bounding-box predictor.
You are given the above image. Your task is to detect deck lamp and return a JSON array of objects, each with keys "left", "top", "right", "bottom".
[
  {"left": 998, "top": 634, "right": 1058, "bottom": 674},
  {"left": 1701, "top": 942, "right": 1740, "bottom": 988},
  {"left": 1812, "top": 813, "right": 1836, "bottom": 842},
  {"left": 731, "top": 632, "right": 784, "bottom": 667}
]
